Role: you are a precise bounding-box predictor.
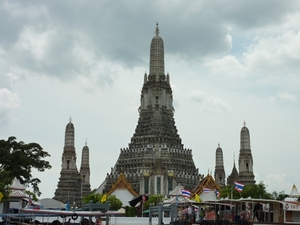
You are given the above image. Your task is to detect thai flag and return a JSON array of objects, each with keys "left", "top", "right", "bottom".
[
  {"left": 142, "top": 194, "right": 148, "bottom": 202},
  {"left": 234, "top": 181, "right": 244, "bottom": 192},
  {"left": 28, "top": 195, "right": 33, "bottom": 205},
  {"left": 215, "top": 189, "right": 220, "bottom": 197},
  {"left": 203, "top": 188, "right": 210, "bottom": 193},
  {"left": 182, "top": 189, "right": 191, "bottom": 198}
]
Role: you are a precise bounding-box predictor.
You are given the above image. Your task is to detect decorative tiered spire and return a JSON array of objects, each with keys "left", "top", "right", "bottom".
[
  {"left": 238, "top": 121, "right": 255, "bottom": 185},
  {"left": 102, "top": 24, "right": 199, "bottom": 195},
  {"left": 149, "top": 23, "right": 165, "bottom": 77},
  {"left": 215, "top": 143, "right": 225, "bottom": 187}
]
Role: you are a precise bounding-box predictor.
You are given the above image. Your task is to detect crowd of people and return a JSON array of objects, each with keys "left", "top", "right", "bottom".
[{"left": 179, "top": 202, "right": 263, "bottom": 223}]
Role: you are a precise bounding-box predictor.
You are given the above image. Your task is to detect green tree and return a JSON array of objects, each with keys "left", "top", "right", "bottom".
[
  {"left": 24, "top": 190, "right": 38, "bottom": 202},
  {"left": 272, "top": 190, "right": 289, "bottom": 200},
  {"left": 242, "top": 182, "right": 273, "bottom": 199},
  {"left": 220, "top": 182, "right": 273, "bottom": 199},
  {"left": 125, "top": 206, "right": 136, "bottom": 217},
  {"left": 220, "top": 185, "right": 248, "bottom": 199},
  {"left": 82, "top": 193, "right": 102, "bottom": 203},
  {"left": 82, "top": 193, "right": 122, "bottom": 211},
  {"left": 0, "top": 136, "right": 51, "bottom": 198},
  {"left": 143, "top": 194, "right": 164, "bottom": 210},
  {"left": 107, "top": 195, "right": 122, "bottom": 211}
]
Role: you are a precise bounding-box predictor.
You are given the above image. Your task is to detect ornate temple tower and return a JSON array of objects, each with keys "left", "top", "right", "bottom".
[
  {"left": 214, "top": 143, "right": 225, "bottom": 188},
  {"left": 54, "top": 119, "right": 82, "bottom": 206},
  {"left": 102, "top": 24, "right": 200, "bottom": 195},
  {"left": 80, "top": 140, "right": 91, "bottom": 197},
  {"left": 238, "top": 121, "right": 255, "bottom": 185},
  {"left": 227, "top": 155, "right": 239, "bottom": 186}
]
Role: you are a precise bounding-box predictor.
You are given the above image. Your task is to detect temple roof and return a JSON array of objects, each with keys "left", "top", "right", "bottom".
[
  {"left": 192, "top": 173, "right": 220, "bottom": 197},
  {"left": 11, "top": 178, "right": 26, "bottom": 191},
  {"left": 169, "top": 183, "right": 184, "bottom": 196},
  {"left": 9, "top": 189, "right": 27, "bottom": 198},
  {"left": 107, "top": 173, "right": 139, "bottom": 197}
]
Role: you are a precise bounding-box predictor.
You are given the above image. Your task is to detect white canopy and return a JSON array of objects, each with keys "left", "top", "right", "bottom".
[
  {"left": 163, "top": 196, "right": 195, "bottom": 204},
  {"left": 169, "top": 184, "right": 184, "bottom": 196},
  {"left": 38, "top": 198, "right": 65, "bottom": 209}
]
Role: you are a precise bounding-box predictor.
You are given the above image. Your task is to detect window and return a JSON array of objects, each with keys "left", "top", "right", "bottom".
[
  {"left": 157, "top": 177, "right": 161, "bottom": 194},
  {"left": 168, "top": 177, "right": 173, "bottom": 193},
  {"left": 144, "top": 177, "right": 149, "bottom": 194}
]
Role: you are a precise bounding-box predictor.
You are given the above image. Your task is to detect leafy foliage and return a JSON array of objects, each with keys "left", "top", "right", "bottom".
[
  {"left": 143, "top": 194, "right": 164, "bottom": 210},
  {"left": 220, "top": 182, "right": 274, "bottom": 199},
  {"left": 24, "top": 190, "right": 38, "bottom": 202},
  {"left": 271, "top": 190, "right": 289, "bottom": 200},
  {"left": 107, "top": 195, "right": 122, "bottom": 210},
  {"left": 0, "top": 136, "right": 51, "bottom": 198},
  {"left": 82, "top": 193, "right": 122, "bottom": 211},
  {"left": 243, "top": 182, "right": 273, "bottom": 199},
  {"left": 125, "top": 206, "right": 136, "bottom": 217},
  {"left": 82, "top": 193, "right": 102, "bottom": 203}
]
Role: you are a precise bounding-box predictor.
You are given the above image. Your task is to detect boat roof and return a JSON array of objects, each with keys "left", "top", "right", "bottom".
[
  {"left": 207, "top": 198, "right": 300, "bottom": 206},
  {"left": 20, "top": 208, "right": 122, "bottom": 217}
]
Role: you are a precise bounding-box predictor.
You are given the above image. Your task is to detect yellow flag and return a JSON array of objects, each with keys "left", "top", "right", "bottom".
[
  {"left": 101, "top": 194, "right": 107, "bottom": 203},
  {"left": 195, "top": 193, "right": 200, "bottom": 203},
  {"left": 0, "top": 192, "right": 3, "bottom": 201}
]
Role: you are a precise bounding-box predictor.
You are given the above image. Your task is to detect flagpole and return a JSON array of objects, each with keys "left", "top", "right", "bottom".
[
  {"left": 142, "top": 194, "right": 145, "bottom": 217},
  {"left": 142, "top": 199, "right": 143, "bottom": 218}
]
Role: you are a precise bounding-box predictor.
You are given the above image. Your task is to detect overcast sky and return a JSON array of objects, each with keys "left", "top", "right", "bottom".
[{"left": 1, "top": 1, "right": 300, "bottom": 199}]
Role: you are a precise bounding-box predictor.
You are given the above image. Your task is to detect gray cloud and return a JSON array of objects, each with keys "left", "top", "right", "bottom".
[
  {"left": 0, "top": 88, "right": 20, "bottom": 126},
  {"left": 2, "top": 0, "right": 298, "bottom": 85},
  {"left": 1, "top": 0, "right": 300, "bottom": 198},
  {"left": 217, "top": 0, "right": 299, "bottom": 31}
]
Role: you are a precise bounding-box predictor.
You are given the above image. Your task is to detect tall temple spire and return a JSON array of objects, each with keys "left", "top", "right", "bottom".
[
  {"left": 54, "top": 119, "right": 81, "bottom": 206},
  {"left": 238, "top": 121, "right": 255, "bottom": 185},
  {"left": 130, "top": 23, "right": 180, "bottom": 147},
  {"left": 80, "top": 141, "right": 91, "bottom": 197},
  {"left": 214, "top": 143, "right": 225, "bottom": 188},
  {"left": 101, "top": 24, "right": 200, "bottom": 195}
]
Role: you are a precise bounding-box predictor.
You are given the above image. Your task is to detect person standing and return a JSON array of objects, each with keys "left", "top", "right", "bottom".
[
  {"left": 188, "top": 204, "right": 193, "bottom": 223},
  {"left": 253, "top": 202, "right": 261, "bottom": 222}
]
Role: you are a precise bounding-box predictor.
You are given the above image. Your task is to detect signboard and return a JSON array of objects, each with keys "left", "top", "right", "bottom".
[{"left": 283, "top": 202, "right": 300, "bottom": 211}]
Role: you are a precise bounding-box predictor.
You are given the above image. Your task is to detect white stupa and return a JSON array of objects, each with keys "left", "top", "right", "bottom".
[
  {"left": 285, "top": 184, "right": 300, "bottom": 201},
  {"left": 290, "top": 184, "right": 300, "bottom": 198}
]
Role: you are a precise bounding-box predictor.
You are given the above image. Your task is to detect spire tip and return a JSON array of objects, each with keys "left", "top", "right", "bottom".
[{"left": 155, "top": 23, "right": 160, "bottom": 35}]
